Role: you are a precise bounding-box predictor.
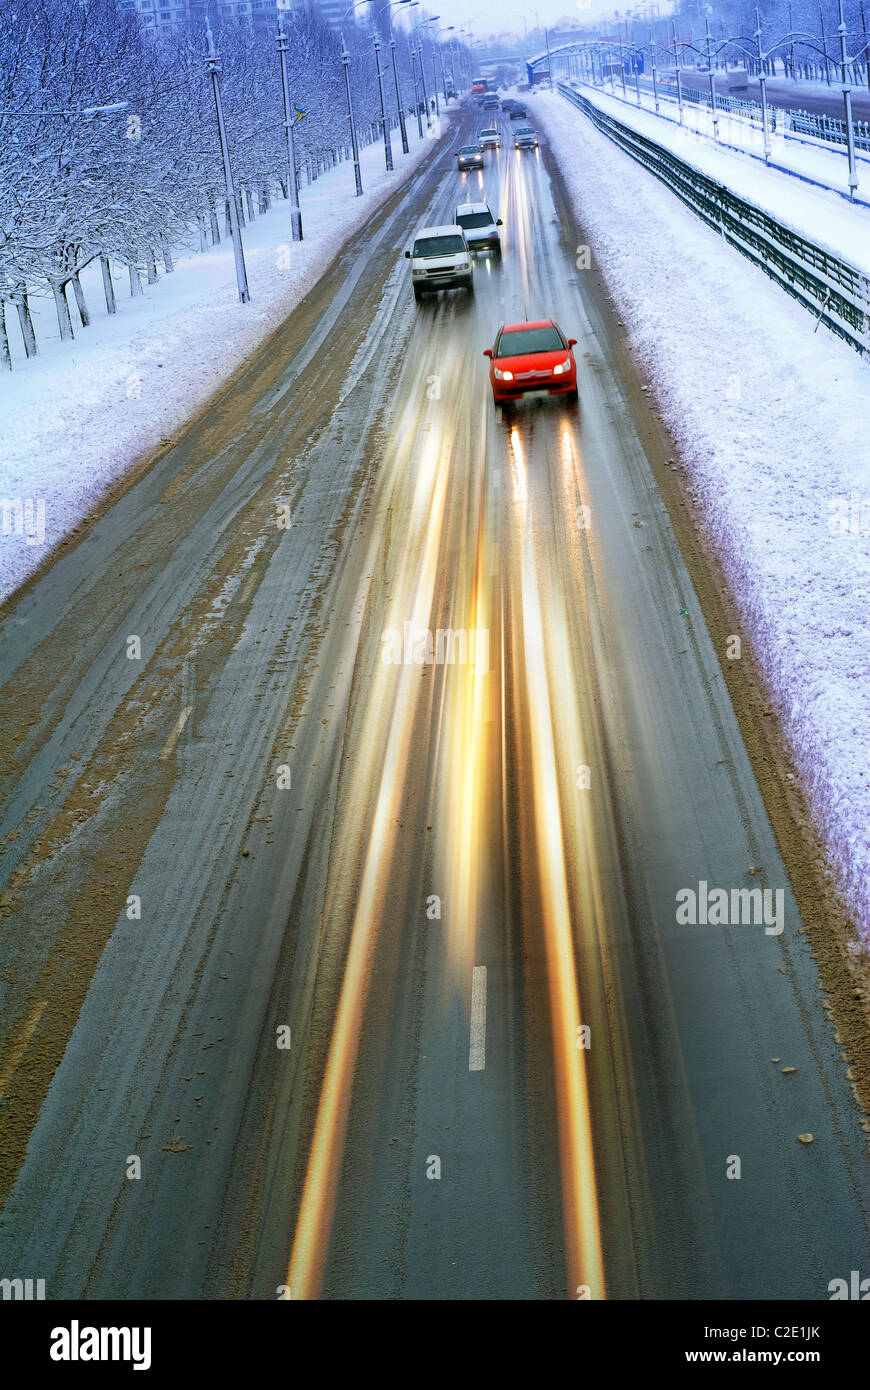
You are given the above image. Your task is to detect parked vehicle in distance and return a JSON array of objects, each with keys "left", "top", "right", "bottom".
[
  {"left": 478, "top": 126, "right": 500, "bottom": 148},
  {"left": 454, "top": 201, "right": 503, "bottom": 255},
  {"left": 514, "top": 125, "right": 538, "bottom": 149},
  {"left": 483, "top": 319, "right": 578, "bottom": 404},
  {"left": 457, "top": 143, "right": 484, "bottom": 170},
  {"left": 406, "top": 225, "right": 474, "bottom": 301}
]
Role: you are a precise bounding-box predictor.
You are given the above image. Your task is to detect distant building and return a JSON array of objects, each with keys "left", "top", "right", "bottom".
[{"left": 118, "top": 0, "right": 297, "bottom": 34}]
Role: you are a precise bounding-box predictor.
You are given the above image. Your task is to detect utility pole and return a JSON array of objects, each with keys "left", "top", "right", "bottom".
[
  {"left": 788, "top": 0, "right": 795, "bottom": 79},
  {"left": 277, "top": 24, "right": 302, "bottom": 241},
  {"left": 755, "top": 6, "right": 771, "bottom": 162},
  {"left": 705, "top": 15, "right": 719, "bottom": 139},
  {"left": 342, "top": 32, "right": 364, "bottom": 195},
  {"left": 837, "top": 0, "right": 859, "bottom": 198},
  {"left": 672, "top": 17, "right": 684, "bottom": 122},
  {"left": 820, "top": 5, "right": 832, "bottom": 83},
  {"left": 391, "top": 34, "right": 409, "bottom": 153},
  {"left": 410, "top": 41, "right": 424, "bottom": 136},
  {"left": 205, "top": 18, "right": 249, "bottom": 303},
  {"left": 373, "top": 35, "right": 394, "bottom": 169}
]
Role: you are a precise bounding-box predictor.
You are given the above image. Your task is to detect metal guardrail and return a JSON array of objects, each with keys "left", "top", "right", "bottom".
[{"left": 556, "top": 82, "right": 870, "bottom": 355}]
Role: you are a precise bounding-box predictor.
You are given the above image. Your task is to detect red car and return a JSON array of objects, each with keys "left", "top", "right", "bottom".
[{"left": 483, "top": 319, "right": 578, "bottom": 405}]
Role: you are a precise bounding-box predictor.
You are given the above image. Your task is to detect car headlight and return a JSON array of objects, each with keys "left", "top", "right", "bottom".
[
  {"left": 493, "top": 367, "right": 513, "bottom": 380},
  {"left": 552, "top": 358, "right": 572, "bottom": 375}
]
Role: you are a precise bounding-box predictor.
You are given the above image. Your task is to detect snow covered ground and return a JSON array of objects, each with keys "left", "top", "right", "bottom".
[
  {"left": 607, "top": 73, "right": 870, "bottom": 200},
  {"left": 533, "top": 89, "right": 870, "bottom": 939},
  {"left": 563, "top": 80, "right": 870, "bottom": 272},
  {"left": 0, "top": 114, "right": 450, "bottom": 601}
]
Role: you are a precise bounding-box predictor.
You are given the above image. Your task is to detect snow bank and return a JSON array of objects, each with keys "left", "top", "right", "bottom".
[
  {"left": 566, "top": 81, "right": 870, "bottom": 273},
  {"left": 534, "top": 90, "right": 870, "bottom": 938},
  {"left": 0, "top": 116, "right": 450, "bottom": 601}
]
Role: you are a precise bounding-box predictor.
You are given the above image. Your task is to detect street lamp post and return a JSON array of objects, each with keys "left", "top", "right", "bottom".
[
  {"left": 276, "top": 23, "right": 302, "bottom": 241},
  {"left": 754, "top": 7, "right": 771, "bottom": 161},
  {"left": 836, "top": 0, "right": 859, "bottom": 198},
  {"left": 671, "top": 18, "right": 685, "bottom": 122},
  {"left": 373, "top": 34, "right": 393, "bottom": 169},
  {"left": 409, "top": 40, "right": 424, "bottom": 136},
  {"left": 378, "top": 0, "right": 417, "bottom": 155},
  {"left": 204, "top": 18, "right": 249, "bottom": 303},
  {"left": 341, "top": 0, "right": 373, "bottom": 197},
  {"left": 705, "top": 15, "right": 720, "bottom": 138}
]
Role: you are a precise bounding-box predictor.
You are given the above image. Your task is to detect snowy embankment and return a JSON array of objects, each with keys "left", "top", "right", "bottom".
[
  {"left": 0, "top": 115, "right": 450, "bottom": 602},
  {"left": 533, "top": 90, "right": 870, "bottom": 939},
  {"left": 564, "top": 80, "right": 870, "bottom": 272},
  {"left": 595, "top": 74, "right": 870, "bottom": 204}
]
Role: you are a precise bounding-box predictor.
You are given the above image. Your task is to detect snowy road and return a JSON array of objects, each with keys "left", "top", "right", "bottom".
[{"left": 0, "top": 108, "right": 868, "bottom": 1299}]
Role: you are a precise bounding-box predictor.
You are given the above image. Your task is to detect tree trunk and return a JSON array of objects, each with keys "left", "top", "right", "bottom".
[
  {"left": 236, "top": 189, "right": 245, "bottom": 227},
  {"left": 245, "top": 187, "right": 255, "bottom": 220},
  {"left": 162, "top": 240, "right": 174, "bottom": 273},
  {"left": 51, "top": 280, "right": 75, "bottom": 340},
  {"left": 129, "top": 262, "right": 143, "bottom": 296},
  {"left": 70, "top": 271, "right": 90, "bottom": 326},
  {"left": 0, "top": 302, "right": 11, "bottom": 370},
  {"left": 13, "top": 284, "right": 38, "bottom": 355},
  {"left": 258, "top": 186, "right": 267, "bottom": 213},
  {"left": 146, "top": 252, "right": 158, "bottom": 285},
  {"left": 225, "top": 199, "right": 232, "bottom": 237},
  {"left": 209, "top": 204, "right": 221, "bottom": 244},
  {"left": 277, "top": 177, "right": 288, "bottom": 199},
  {"left": 100, "top": 256, "right": 117, "bottom": 314}
]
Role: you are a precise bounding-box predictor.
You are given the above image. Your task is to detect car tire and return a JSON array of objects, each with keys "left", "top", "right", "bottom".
[{"left": 413, "top": 284, "right": 424, "bottom": 302}]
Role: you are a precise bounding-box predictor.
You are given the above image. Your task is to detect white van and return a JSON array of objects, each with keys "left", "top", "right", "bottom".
[{"left": 405, "top": 224, "right": 474, "bottom": 302}]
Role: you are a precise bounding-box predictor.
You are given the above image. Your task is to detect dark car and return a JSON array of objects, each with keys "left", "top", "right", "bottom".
[{"left": 509, "top": 104, "right": 527, "bottom": 119}]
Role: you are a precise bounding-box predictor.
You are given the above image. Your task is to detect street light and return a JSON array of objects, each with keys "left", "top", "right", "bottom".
[
  {"left": 412, "top": 16, "right": 438, "bottom": 128},
  {"left": 204, "top": 16, "right": 249, "bottom": 303},
  {"left": 418, "top": 17, "right": 442, "bottom": 118},
  {"left": 341, "top": 0, "right": 375, "bottom": 197},
  {"left": 276, "top": 23, "right": 302, "bottom": 240},
  {"left": 434, "top": 26, "right": 456, "bottom": 103},
  {"left": 377, "top": 0, "right": 418, "bottom": 156}
]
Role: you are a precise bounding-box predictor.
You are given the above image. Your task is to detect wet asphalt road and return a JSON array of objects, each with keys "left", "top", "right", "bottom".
[{"left": 1, "top": 106, "right": 868, "bottom": 1300}]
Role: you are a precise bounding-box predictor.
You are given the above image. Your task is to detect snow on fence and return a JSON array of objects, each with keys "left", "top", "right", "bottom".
[
  {"left": 653, "top": 78, "right": 870, "bottom": 154},
  {"left": 557, "top": 82, "right": 870, "bottom": 355}
]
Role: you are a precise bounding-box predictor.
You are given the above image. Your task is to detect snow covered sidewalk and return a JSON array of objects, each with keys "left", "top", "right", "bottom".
[
  {"left": 0, "top": 116, "right": 450, "bottom": 602},
  {"left": 564, "top": 80, "right": 870, "bottom": 273},
  {"left": 534, "top": 89, "right": 870, "bottom": 940}
]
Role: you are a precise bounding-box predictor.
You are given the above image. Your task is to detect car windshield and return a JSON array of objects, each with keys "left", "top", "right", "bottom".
[
  {"left": 413, "top": 235, "right": 465, "bottom": 257},
  {"left": 497, "top": 326, "right": 564, "bottom": 356},
  {"left": 517, "top": 127, "right": 534, "bottom": 135},
  {"left": 457, "top": 212, "right": 492, "bottom": 228},
  {"left": 459, "top": 146, "right": 479, "bottom": 154}
]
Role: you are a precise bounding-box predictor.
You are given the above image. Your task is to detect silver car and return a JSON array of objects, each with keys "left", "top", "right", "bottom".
[{"left": 454, "top": 201, "right": 503, "bottom": 257}]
